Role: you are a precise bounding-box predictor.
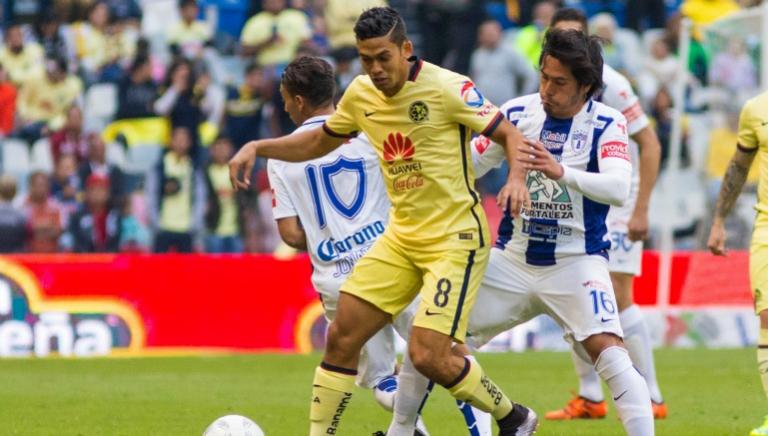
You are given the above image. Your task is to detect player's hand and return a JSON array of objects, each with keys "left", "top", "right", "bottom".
[
  {"left": 517, "top": 138, "right": 564, "bottom": 180},
  {"left": 229, "top": 141, "right": 259, "bottom": 190},
  {"left": 627, "top": 208, "right": 649, "bottom": 241},
  {"left": 707, "top": 220, "right": 727, "bottom": 256},
  {"left": 497, "top": 180, "right": 530, "bottom": 218}
]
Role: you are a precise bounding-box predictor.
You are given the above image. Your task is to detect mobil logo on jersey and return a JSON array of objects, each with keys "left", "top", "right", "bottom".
[
  {"left": 315, "top": 220, "right": 386, "bottom": 262},
  {"left": 383, "top": 132, "right": 424, "bottom": 193},
  {"left": 460, "top": 80, "right": 485, "bottom": 108},
  {"left": 540, "top": 129, "right": 568, "bottom": 153}
]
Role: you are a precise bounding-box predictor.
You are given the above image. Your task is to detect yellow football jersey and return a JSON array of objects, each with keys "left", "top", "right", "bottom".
[
  {"left": 323, "top": 59, "right": 503, "bottom": 250},
  {"left": 738, "top": 90, "right": 768, "bottom": 217}
]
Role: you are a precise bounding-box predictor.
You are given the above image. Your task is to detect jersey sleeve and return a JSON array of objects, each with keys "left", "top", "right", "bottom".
[
  {"left": 323, "top": 78, "right": 360, "bottom": 139},
  {"left": 738, "top": 99, "right": 759, "bottom": 151},
  {"left": 601, "top": 67, "right": 649, "bottom": 136},
  {"left": 443, "top": 74, "right": 504, "bottom": 136},
  {"left": 470, "top": 135, "right": 506, "bottom": 178},
  {"left": 267, "top": 161, "right": 298, "bottom": 220}
]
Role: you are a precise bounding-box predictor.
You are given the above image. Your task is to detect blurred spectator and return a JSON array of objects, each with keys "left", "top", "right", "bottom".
[
  {"left": 0, "top": 175, "right": 27, "bottom": 253},
  {"left": 625, "top": 0, "right": 666, "bottom": 32},
  {"left": 416, "top": 0, "right": 486, "bottom": 75},
  {"left": 32, "top": 12, "right": 72, "bottom": 60},
  {"left": 515, "top": 0, "right": 556, "bottom": 69},
  {"left": 323, "top": 0, "right": 385, "bottom": 50},
  {"left": 0, "top": 64, "right": 17, "bottom": 137},
  {"left": 204, "top": 136, "right": 244, "bottom": 253},
  {"left": 16, "top": 56, "right": 83, "bottom": 144},
  {"left": 650, "top": 86, "right": 690, "bottom": 167},
  {"left": 681, "top": 0, "right": 740, "bottom": 31},
  {"left": 663, "top": 12, "right": 710, "bottom": 85},
  {"left": 22, "top": 171, "right": 63, "bottom": 253},
  {"left": 331, "top": 46, "right": 362, "bottom": 94},
  {"left": 224, "top": 62, "right": 264, "bottom": 149},
  {"left": 50, "top": 153, "right": 81, "bottom": 223},
  {"left": 116, "top": 55, "right": 158, "bottom": 120},
  {"left": 70, "top": 1, "right": 112, "bottom": 81},
  {"left": 64, "top": 173, "right": 121, "bottom": 252},
  {"left": 240, "top": 0, "right": 312, "bottom": 69},
  {"left": 167, "top": 0, "right": 213, "bottom": 60},
  {"left": 0, "top": 23, "right": 45, "bottom": 85},
  {"left": 590, "top": 13, "right": 632, "bottom": 76},
  {"left": 146, "top": 127, "right": 206, "bottom": 253},
  {"left": 77, "top": 132, "right": 125, "bottom": 205},
  {"left": 470, "top": 19, "right": 537, "bottom": 107},
  {"left": 118, "top": 192, "right": 150, "bottom": 252},
  {"left": 154, "top": 59, "right": 223, "bottom": 157},
  {"left": 709, "top": 37, "right": 757, "bottom": 93},
  {"left": 50, "top": 105, "right": 89, "bottom": 163},
  {"left": 638, "top": 36, "right": 679, "bottom": 103},
  {"left": 104, "top": 0, "right": 142, "bottom": 25}
]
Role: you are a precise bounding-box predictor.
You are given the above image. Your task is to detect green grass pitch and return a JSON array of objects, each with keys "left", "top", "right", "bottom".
[{"left": 0, "top": 348, "right": 762, "bottom": 435}]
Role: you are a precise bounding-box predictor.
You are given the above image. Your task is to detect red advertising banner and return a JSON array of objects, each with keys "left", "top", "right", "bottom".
[{"left": 0, "top": 251, "right": 754, "bottom": 357}]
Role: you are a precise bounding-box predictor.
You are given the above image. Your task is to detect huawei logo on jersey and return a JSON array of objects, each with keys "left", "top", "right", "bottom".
[{"left": 383, "top": 132, "right": 415, "bottom": 164}]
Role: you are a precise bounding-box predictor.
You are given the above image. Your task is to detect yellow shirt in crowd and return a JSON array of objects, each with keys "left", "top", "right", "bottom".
[
  {"left": 208, "top": 164, "right": 238, "bottom": 236},
  {"left": 160, "top": 152, "right": 193, "bottom": 233},
  {"left": 0, "top": 43, "right": 44, "bottom": 85},
  {"left": 324, "top": 0, "right": 386, "bottom": 49},
  {"left": 17, "top": 74, "right": 83, "bottom": 130},
  {"left": 240, "top": 9, "right": 311, "bottom": 66}
]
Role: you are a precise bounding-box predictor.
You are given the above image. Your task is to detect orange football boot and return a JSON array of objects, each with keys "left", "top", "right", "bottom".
[
  {"left": 544, "top": 395, "right": 608, "bottom": 420},
  {"left": 652, "top": 401, "right": 668, "bottom": 419}
]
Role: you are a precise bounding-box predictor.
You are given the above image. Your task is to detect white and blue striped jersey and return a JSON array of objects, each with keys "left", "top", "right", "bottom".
[
  {"left": 473, "top": 93, "right": 631, "bottom": 266},
  {"left": 267, "top": 115, "right": 391, "bottom": 297}
]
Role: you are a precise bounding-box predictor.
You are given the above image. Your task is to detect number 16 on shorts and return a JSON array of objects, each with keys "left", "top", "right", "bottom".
[{"left": 589, "top": 288, "right": 617, "bottom": 322}]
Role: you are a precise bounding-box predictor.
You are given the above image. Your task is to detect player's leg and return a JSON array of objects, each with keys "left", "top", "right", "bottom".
[
  {"left": 310, "top": 292, "right": 391, "bottom": 435},
  {"left": 541, "top": 256, "right": 653, "bottom": 435},
  {"left": 310, "top": 236, "right": 422, "bottom": 435},
  {"left": 750, "top": 241, "right": 768, "bottom": 435},
  {"left": 453, "top": 346, "right": 494, "bottom": 436},
  {"left": 409, "top": 247, "right": 536, "bottom": 435},
  {"left": 358, "top": 323, "right": 398, "bottom": 411},
  {"left": 612, "top": 271, "right": 666, "bottom": 417}
]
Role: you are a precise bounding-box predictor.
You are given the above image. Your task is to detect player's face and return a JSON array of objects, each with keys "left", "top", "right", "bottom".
[
  {"left": 539, "top": 54, "right": 590, "bottom": 118},
  {"left": 357, "top": 36, "right": 413, "bottom": 97},
  {"left": 279, "top": 84, "right": 303, "bottom": 126},
  {"left": 552, "top": 19, "right": 585, "bottom": 33}
]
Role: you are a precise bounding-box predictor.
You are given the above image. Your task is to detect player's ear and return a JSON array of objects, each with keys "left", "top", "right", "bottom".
[
  {"left": 294, "top": 94, "right": 305, "bottom": 113},
  {"left": 401, "top": 39, "right": 413, "bottom": 59}
]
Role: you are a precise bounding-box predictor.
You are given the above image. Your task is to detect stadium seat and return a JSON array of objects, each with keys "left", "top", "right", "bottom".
[
  {"left": 1, "top": 138, "right": 31, "bottom": 194},
  {"left": 124, "top": 144, "right": 163, "bottom": 175},
  {"left": 30, "top": 138, "right": 54, "bottom": 173},
  {"left": 83, "top": 83, "right": 118, "bottom": 132}
]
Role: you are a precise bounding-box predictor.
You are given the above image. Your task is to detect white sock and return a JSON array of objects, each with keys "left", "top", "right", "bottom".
[
  {"left": 387, "top": 353, "right": 433, "bottom": 436},
  {"left": 571, "top": 348, "right": 604, "bottom": 402},
  {"left": 621, "top": 305, "right": 663, "bottom": 403},
  {"left": 595, "top": 346, "right": 654, "bottom": 436}
]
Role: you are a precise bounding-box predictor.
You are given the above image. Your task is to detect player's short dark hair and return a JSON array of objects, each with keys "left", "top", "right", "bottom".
[
  {"left": 179, "top": 0, "right": 197, "bottom": 9},
  {"left": 354, "top": 7, "right": 407, "bottom": 45},
  {"left": 281, "top": 56, "right": 335, "bottom": 108},
  {"left": 551, "top": 8, "right": 589, "bottom": 33},
  {"left": 540, "top": 29, "right": 604, "bottom": 100}
]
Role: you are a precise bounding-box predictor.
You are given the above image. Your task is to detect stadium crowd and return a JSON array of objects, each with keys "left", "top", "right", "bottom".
[{"left": 0, "top": 0, "right": 761, "bottom": 254}]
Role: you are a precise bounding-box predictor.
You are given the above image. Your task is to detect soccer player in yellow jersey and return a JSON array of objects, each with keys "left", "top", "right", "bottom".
[
  {"left": 229, "top": 6, "right": 538, "bottom": 435},
  {"left": 708, "top": 90, "right": 768, "bottom": 436}
]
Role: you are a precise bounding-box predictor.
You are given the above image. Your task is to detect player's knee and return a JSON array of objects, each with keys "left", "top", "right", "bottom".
[
  {"left": 760, "top": 310, "right": 768, "bottom": 329},
  {"left": 325, "top": 322, "right": 359, "bottom": 359},
  {"left": 408, "top": 345, "right": 441, "bottom": 379},
  {"left": 582, "top": 333, "right": 624, "bottom": 362}
]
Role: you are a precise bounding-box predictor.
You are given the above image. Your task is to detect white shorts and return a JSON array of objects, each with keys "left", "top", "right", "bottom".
[
  {"left": 467, "top": 248, "right": 623, "bottom": 347},
  {"left": 323, "top": 292, "right": 417, "bottom": 389},
  {"left": 606, "top": 200, "right": 643, "bottom": 276}
]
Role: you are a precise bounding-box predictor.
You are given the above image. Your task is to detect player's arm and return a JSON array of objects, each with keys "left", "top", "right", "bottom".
[
  {"left": 707, "top": 145, "right": 757, "bottom": 255},
  {"left": 708, "top": 99, "right": 760, "bottom": 256},
  {"left": 487, "top": 118, "right": 530, "bottom": 215},
  {"left": 229, "top": 128, "right": 346, "bottom": 190},
  {"left": 276, "top": 216, "right": 308, "bottom": 250},
  {"left": 627, "top": 125, "right": 661, "bottom": 241},
  {"left": 470, "top": 135, "right": 505, "bottom": 178}
]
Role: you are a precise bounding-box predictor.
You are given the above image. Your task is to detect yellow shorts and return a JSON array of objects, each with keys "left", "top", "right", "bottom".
[
  {"left": 752, "top": 214, "right": 768, "bottom": 314},
  {"left": 342, "top": 233, "right": 490, "bottom": 342}
]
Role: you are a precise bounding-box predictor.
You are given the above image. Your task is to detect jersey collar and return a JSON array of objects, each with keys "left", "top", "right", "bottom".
[
  {"left": 407, "top": 56, "right": 423, "bottom": 82},
  {"left": 301, "top": 115, "right": 330, "bottom": 127}
]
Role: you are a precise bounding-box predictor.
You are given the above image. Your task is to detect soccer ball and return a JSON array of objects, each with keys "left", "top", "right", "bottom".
[{"left": 203, "top": 415, "right": 265, "bottom": 436}]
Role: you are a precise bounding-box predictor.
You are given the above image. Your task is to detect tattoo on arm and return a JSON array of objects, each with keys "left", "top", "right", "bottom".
[{"left": 715, "top": 147, "right": 757, "bottom": 220}]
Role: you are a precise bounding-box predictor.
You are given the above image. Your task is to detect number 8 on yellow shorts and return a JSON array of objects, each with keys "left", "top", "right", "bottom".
[{"left": 341, "top": 232, "right": 490, "bottom": 342}]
